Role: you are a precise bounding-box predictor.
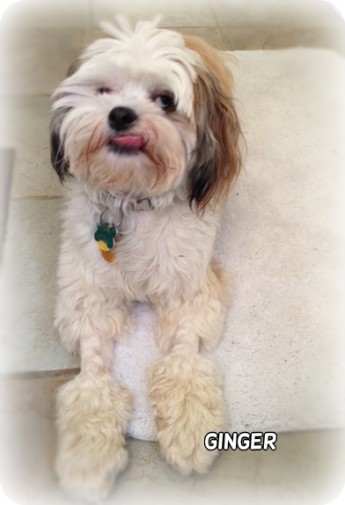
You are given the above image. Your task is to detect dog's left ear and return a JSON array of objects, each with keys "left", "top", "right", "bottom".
[
  {"left": 184, "top": 36, "right": 242, "bottom": 212},
  {"left": 50, "top": 107, "right": 71, "bottom": 183},
  {"left": 50, "top": 60, "right": 81, "bottom": 183}
]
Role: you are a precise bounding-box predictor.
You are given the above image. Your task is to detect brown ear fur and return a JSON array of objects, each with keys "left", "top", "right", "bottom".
[{"left": 184, "top": 35, "right": 242, "bottom": 211}]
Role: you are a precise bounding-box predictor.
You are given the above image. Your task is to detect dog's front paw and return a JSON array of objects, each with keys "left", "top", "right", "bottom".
[
  {"left": 55, "top": 373, "right": 132, "bottom": 502},
  {"left": 149, "top": 351, "right": 226, "bottom": 475}
]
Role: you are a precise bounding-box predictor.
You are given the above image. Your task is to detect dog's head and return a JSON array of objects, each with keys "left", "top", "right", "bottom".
[{"left": 51, "top": 17, "right": 241, "bottom": 210}]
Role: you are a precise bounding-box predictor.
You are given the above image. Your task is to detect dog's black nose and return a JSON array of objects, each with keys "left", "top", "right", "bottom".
[{"left": 108, "top": 106, "right": 138, "bottom": 131}]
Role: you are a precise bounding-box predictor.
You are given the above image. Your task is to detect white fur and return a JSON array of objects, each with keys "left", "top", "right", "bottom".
[{"left": 52, "top": 17, "right": 233, "bottom": 501}]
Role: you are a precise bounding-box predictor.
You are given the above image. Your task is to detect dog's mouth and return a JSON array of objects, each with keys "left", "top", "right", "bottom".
[{"left": 108, "top": 135, "right": 146, "bottom": 155}]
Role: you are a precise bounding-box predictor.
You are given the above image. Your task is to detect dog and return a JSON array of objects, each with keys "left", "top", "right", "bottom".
[{"left": 50, "top": 16, "right": 241, "bottom": 501}]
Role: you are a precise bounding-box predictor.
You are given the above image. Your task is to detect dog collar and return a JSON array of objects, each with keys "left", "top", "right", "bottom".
[
  {"left": 94, "top": 197, "right": 154, "bottom": 263},
  {"left": 128, "top": 197, "right": 154, "bottom": 212}
]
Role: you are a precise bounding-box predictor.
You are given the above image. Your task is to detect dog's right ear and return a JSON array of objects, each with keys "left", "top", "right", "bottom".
[{"left": 50, "top": 107, "right": 71, "bottom": 183}]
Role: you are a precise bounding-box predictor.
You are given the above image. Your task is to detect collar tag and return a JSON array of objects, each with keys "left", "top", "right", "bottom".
[{"left": 94, "top": 223, "right": 117, "bottom": 263}]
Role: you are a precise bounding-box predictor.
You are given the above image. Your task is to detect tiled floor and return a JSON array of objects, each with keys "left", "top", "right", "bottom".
[
  {"left": 0, "top": 375, "right": 344, "bottom": 505},
  {"left": 1, "top": 1, "right": 345, "bottom": 503},
  {"left": 0, "top": 1, "right": 345, "bottom": 96}
]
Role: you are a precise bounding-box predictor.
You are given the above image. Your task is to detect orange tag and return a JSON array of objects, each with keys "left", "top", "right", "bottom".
[{"left": 101, "top": 249, "right": 116, "bottom": 263}]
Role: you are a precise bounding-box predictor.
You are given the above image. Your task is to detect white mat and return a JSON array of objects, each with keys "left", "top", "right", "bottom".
[{"left": 113, "top": 48, "right": 345, "bottom": 441}]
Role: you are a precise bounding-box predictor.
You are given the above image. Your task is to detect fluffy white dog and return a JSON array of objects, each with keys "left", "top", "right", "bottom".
[{"left": 50, "top": 17, "right": 241, "bottom": 501}]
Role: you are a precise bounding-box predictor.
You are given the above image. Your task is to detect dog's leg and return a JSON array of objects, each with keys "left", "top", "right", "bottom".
[
  {"left": 149, "top": 261, "right": 230, "bottom": 475},
  {"left": 55, "top": 289, "right": 132, "bottom": 501}
]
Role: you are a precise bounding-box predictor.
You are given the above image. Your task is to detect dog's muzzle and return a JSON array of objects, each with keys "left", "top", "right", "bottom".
[{"left": 107, "top": 106, "right": 144, "bottom": 152}]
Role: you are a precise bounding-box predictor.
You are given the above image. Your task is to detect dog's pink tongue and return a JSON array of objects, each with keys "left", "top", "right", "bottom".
[{"left": 112, "top": 135, "right": 143, "bottom": 150}]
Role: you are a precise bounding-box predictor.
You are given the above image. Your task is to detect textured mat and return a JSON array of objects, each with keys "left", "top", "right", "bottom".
[{"left": 114, "top": 48, "right": 345, "bottom": 440}]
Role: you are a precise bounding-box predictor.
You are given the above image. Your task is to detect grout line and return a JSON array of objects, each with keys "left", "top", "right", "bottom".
[
  {"left": 87, "top": 0, "right": 93, "bottom": 28},
  {"left": 206, "top": 0, "right": 220, "bottom": 28},
  {"left": 161, "top": 25, "right": 218, "bottom": 29},
  {"left": 85, "top": 0, "right": 93, "bottom": 39},
  {"left": 0, "top": 94, "right": 52, "bottom": 99},
  {"left": 11, "top": 195, "right": 63, "bottom": 201},
  {"left": 0, "top": 367, "right": 80, "bottom": 381},
  {"left": 217, "top": 26, "right": 232, "bottom": 50}
]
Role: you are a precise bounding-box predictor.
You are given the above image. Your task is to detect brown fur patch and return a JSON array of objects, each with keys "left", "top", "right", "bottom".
[{"left": 184, "top": 35, "right": 242, "bottom": 211}]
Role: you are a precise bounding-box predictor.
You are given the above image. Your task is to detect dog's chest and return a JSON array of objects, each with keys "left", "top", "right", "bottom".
[{"left": 103, "top": 207, "right": 216, "bottom": 301}]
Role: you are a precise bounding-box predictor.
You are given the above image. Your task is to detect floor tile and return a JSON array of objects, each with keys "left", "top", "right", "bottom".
[
  {"left": 221, "top": 24, "right": 345, "bottom": 53},
  {"left": 91, "top": 0, "right": 217, "bottom": 28},
  {"left": 1, "top": 0, "right": 90, "bottom": 29},
  {"left": 0, "top": 28, "right": 87, "bottom": 96},
  {"left": 0, "top": 149, "right": 14, "bottom": 254},
  {"left": 89, "top": 25, "right": 229, "bottom": 50},
  {"left": 263, "top": 26, "right": 345, "bottom": 54},
  {"left": 0, "top": 97, "right": 63, "bottom": 198},
  {"left": 221, "top": 26, "right": 273, "bottom": 50},
  {"left": 170, "top": 26, "right": 229, "bottom": 50},
  {"left": 0, "top": 199, "right": 78, "bottom": 374},
  {"left": 209, "top": 0, "right": 343, "bottom": 28},
  {"left": 252, "top": 431, "right": 345, "bottom": 504}
]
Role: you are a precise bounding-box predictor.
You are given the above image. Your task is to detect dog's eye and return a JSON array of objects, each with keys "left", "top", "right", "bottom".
[
  {"left": 154, "top": 93, "right": 176, "bottom": 113},
  {"left": 97, "top": 87, "right": 112, "bottom": 95}
]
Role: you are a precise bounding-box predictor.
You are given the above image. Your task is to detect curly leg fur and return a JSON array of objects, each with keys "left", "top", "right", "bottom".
[
  {"left": 150, "top": 261, "right": 229, "bottom": 475},
  {"left": 54, "top": 282, "right": 131, "bottom": 356},
  {"left": 155, "top": 261, "right": 230, "bottom": 353},
  {"left": 149, "top": 351, "right": 226, "bottom": 475},
  {"left": 54, "top": 279, "right": 132, "bottom": 501},
  {"left": 55, "top": 373, "right": 132, "bottom": 502}
]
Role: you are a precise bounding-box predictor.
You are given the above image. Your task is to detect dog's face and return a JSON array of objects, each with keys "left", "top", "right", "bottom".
[{"left": 51, "top": 18, "right": 241, "bottom": 210}]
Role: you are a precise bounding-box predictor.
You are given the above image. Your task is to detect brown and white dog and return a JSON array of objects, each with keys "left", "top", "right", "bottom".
[{"left": 50, "top": 16, "right": 241, "bottom": 501}]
